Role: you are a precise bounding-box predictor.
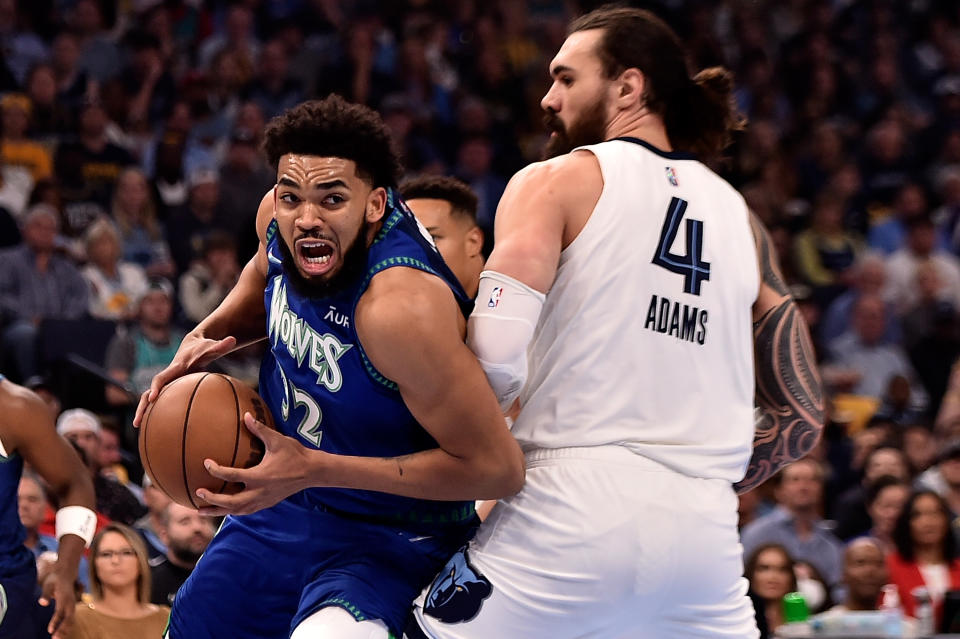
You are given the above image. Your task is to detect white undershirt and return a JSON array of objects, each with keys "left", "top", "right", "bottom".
[{"left": 920, "top": 563, "right": 950, "bottom": 604}]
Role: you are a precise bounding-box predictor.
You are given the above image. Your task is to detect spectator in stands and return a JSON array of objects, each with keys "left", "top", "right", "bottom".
[
  {"left": 246, "top": 39, "right": 303, "bottom": 120},
  {"left": 216, "top": 127, "right": 273, "bottom": 258},
  {"left": 178, "top": 230, "right": 239, "bottom": 324},
  {"left": 741, "top": 458, "right": 846, "bottom": 590},
  {"left": 81, "top": 218, "right": 149, "bottom": 321},
  {"left": 825, "top": 294, "right": 928, "bottom": 407},
  {"left": 134, "top": 475, "right": 170, "bottom": 561},
  {"left": 71, "top": 523, "right": 169, "bottom": 639},
  {"left": 165, "top": 168, "right": 228, "bottom": 275},
  {"left": 197, "top": 4, "right": 259, "bottom": 71},
  {"left": 120, "top": 31, "right": 175, "bottom": 131},
  {"left": 0, "top": 204, "right": 88, "bottom": 382},
  {"left": 149, "top": 502, "right": 214, "bottom": 607},
  {"left": 455, "top": 135, "right": 505, "bottom": 239},
  {"left": 834, "top": 445, "right": 910, "bottom": 540},
  {"left": 745, "top": 543, "right": 797, "bottom": 636},
  {"left": 887, "top": 490, "right": 960, "bottom": 627},
  {"left": 71, "top": 0, "right": 121, "bottom": 82},
  {"left": 831, "top": 538, "right": 888, "bottom": 611},
  {"left": 110, "top": 167, "right": 174, "bottom": 280},
  {"left": 820, "top": 253, "right": 899, "bottom": 347},
  {"left": 25, "top": 63, "right": 72, "bottom": 142},
  {"left": 0, "top": 93, "right": 52, "bottom": 182},
  {"left": 19, "top": 471, "right": 91, "bottom": 592},
  {"left": 104, "top": 278, "right": 183, "bottom": 405},
  {"left": 49, "top": 31, "right": 88, "bottom": 113},
  {"left": 868, "top": 181, "right": 940, "bottom": 256},
  {"left": 864, "top": 475, "right": 910, "bottom": 554},
  {"left": 793, "top": 190, "right": 864, "bottom": 306},
  {"left": 886, "top": 216, "right": 960, "bottom": 314},
  {"left": 904, "top": 425, "right": 938, "bottom": 477},
  {"left": 54, "top": 98, "right": 134, "bottom": 237},
  {"left": 56, "top": 408, "right": 146, "bottom": 527}
]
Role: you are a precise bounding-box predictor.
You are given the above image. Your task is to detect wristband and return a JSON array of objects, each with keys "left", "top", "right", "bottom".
[{"left": 55, "top": 506, "right": 97, "bottom": 547}]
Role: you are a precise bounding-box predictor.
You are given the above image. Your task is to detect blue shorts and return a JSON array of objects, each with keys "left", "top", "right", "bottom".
[
  {"left": 0, "top": 563, "right": 49, "bottom": 639},
  {"left": 168, "top": 498, "right": 477, "bottom": 638}
]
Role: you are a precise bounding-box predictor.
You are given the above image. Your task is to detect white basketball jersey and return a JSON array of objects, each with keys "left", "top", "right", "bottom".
[{"left": 511, "top": 138, "right": 759, "bottom": 482}]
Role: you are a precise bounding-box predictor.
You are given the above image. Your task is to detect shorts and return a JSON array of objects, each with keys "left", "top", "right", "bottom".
[
  {"left": 410, "top": 446, "right": 759, "bottom": 639},
  {"left": 168, "top": 498, "right": 476, "bottom": 638},
  {"left": 0, "top": 562, "right": 49, "bottom": 639}
]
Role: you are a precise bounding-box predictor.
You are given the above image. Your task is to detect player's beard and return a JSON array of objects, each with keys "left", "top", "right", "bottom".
[
  {"left": 278, "top": 222, "right": 370, "bottom": 300},
  {"left": 542, "top": 95, "right": 609, "bottom": 159}
]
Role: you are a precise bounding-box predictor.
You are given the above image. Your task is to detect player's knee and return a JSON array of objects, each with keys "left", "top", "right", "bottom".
[{"left": 290, "top": 606, "right": 391, "bottom": 639}]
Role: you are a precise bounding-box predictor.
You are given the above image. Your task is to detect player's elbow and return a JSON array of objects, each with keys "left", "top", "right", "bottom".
[{"left": 484, "top": 444, "right": 525, "bottom": 499}]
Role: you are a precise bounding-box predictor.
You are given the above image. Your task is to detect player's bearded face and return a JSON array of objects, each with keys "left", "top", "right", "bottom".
[
  {"left": 279, "top": 221, "right": 370, "bottom": 299},
  {"left": 542, "top": 93, "right": 609, "bottom": 159}
]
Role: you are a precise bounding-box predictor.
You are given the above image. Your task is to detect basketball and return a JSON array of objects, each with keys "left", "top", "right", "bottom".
[{"left": 138, "top": 372, "right": 274, "bottom": 509}]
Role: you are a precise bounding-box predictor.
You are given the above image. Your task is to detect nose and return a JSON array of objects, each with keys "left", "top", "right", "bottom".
[
  {"left": 541, "top": 82, "right": 560, "bottom": 113},
  {"left": 295, "top": 202, "right": 325, "bottom": 232}
]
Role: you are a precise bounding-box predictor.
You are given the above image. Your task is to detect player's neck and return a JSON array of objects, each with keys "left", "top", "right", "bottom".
[{"left": 604, "top": 110, "right": 671, "bottom": 153}]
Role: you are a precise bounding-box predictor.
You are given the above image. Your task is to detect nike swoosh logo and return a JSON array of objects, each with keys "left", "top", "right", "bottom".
[
  {"left": 267, "top": 249, "right": 282, "bottom": 264},
  {"left": 408, "top": 535, "right": 434, "bottom": 543}
]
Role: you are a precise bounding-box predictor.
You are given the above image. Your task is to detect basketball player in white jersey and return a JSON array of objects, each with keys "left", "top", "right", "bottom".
[{"left": 408, "top": 7, "right": 825, "bottom": 638}]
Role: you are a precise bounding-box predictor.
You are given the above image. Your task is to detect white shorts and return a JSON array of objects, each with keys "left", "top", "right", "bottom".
[{"left": 410, "top": 446, "right": 759, "bottom": 639}]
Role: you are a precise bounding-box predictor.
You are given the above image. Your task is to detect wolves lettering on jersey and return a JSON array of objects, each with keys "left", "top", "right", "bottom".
[
  {"left": 267, "top": 278, "right": 352, "bottom": 392},
  {"left": 259, "top": 187, "right": 475, "bottom": 523}
]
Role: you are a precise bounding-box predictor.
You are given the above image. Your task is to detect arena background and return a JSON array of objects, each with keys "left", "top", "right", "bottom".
[{"left": 2, "top": 0, "right": 960, "bottom": 632}]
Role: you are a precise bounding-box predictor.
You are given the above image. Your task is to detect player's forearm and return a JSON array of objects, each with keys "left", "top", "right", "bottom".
[
  {"left": 306, "top": 445, "right": 524, "bottom": 502},
  {"left": 192, "top": 259, "right": 267, "bottom": 346},
  {"left": 734, "top": 300, "right": 825, "bottom": 494}
]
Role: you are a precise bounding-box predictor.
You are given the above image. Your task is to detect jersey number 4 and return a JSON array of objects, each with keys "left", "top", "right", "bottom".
[{"left": 652, "top": 197, "right": 711, "bottom": 295}]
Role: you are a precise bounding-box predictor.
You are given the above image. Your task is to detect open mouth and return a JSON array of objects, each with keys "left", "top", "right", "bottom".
[{"left": 295, "top": 238, "right": 336, "bottom": 277}]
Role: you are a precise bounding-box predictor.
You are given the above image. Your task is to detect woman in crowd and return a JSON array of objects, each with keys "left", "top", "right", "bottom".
[
  {"left": 887, "top": 490, "right": 960, "bottom": 627},
  {"left": 746, "top": 543, "right": 798, "bottom": 637},
  {"left": 82, "top": 218, "right": 148, "bottom": 321},
  {"left": 68, "top": 523, "right": 169, "bottom": 639},
  {"left": 111, "top": 167, "right": 174, "bottom": 279},
  {"left": 865, "top": 475, "right": 910, "bottom": 554}
]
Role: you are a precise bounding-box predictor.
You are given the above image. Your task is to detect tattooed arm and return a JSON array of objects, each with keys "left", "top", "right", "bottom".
[{"left": 734, "top": 213, "right": 825, "bottom": 494}]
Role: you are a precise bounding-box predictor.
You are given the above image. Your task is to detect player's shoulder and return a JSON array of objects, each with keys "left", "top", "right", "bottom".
[
  {"left": 0, "top": 379, "right": 45, "bottom": 421},
  {"left": 510, "top": 151, "right": 599, "bottom": 189},
  {"left": 505, "top": 151, "right": 601, "bottom": 210},
  {"left": 359, "top": 267, "right": 455, "bottom": 336}
]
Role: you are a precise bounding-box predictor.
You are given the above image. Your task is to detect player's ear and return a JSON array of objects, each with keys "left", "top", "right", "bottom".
[
  {"left": 365, "top": 187, "right": 388, "bottom": 224},
  {"left": 615, "top": 68, "right": 645, "bottom": 110},
  {"left": 465, "top": 225, "right": 483, "bottom": 258}
]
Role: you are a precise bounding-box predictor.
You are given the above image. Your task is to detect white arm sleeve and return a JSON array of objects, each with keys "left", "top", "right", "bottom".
[{"left": 467, "top": 270, "right": 545, "bottom": 411}]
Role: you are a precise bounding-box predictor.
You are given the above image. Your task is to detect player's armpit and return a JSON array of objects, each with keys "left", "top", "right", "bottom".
[{"left": 734, "top": 214, "right": 825, "bottom": 494}]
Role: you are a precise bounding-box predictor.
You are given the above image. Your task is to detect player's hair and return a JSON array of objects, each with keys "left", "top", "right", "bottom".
[
  {"left": 569, "top": 6, "right": 744, "bottom": 158},
  {"left": 262, "top": 95, "right": 402, "bottom": 189},
  {"left": 399, "top": 176, "right": 479, "bottom": 224},
  {"left": 89, "top": 523, "right": 153, "bottom": 603}
]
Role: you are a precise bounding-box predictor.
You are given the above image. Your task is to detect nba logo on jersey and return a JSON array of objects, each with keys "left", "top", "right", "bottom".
[
  {"left": 488, "top": 287, "right": 503, "bottom": 308},
  {"left": 665, "top": 167, "right": 679, "bottom": 186}
]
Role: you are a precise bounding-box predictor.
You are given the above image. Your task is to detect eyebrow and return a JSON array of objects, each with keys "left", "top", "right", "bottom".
[
  {"left": 278, "top": 177, "right": 350, "bottom": 190},
  {"left": 550, "top": 64, "right": 574, "bottom": 77}
]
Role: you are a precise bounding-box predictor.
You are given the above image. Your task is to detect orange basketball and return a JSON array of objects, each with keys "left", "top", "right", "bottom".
[{"left": 138, "top": 372, "right": 274, "bottom": 509}]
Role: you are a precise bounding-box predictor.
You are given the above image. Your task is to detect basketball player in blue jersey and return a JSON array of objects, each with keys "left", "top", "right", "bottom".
[
  {"left": 0, "top": 375, "right": 96, "bottom": 639},
  {"left": 410, "top": 7, "right": 824, "bottom": 638},
  {"left": 134, "top": 96, "right": 524, "bottom": 639}
]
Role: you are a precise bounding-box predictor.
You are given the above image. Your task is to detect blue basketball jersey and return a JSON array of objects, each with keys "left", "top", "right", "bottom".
[
  {"left": 259, "top": 188, "right": 475, "bottom": 525},
  {"left": 0, "top": 375, "right": 31, "bottom": 577}
]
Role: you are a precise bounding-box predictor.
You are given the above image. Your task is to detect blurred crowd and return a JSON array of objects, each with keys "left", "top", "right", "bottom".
[{"left": 3, "top": 0, "right": 960, "bottom": 635}]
